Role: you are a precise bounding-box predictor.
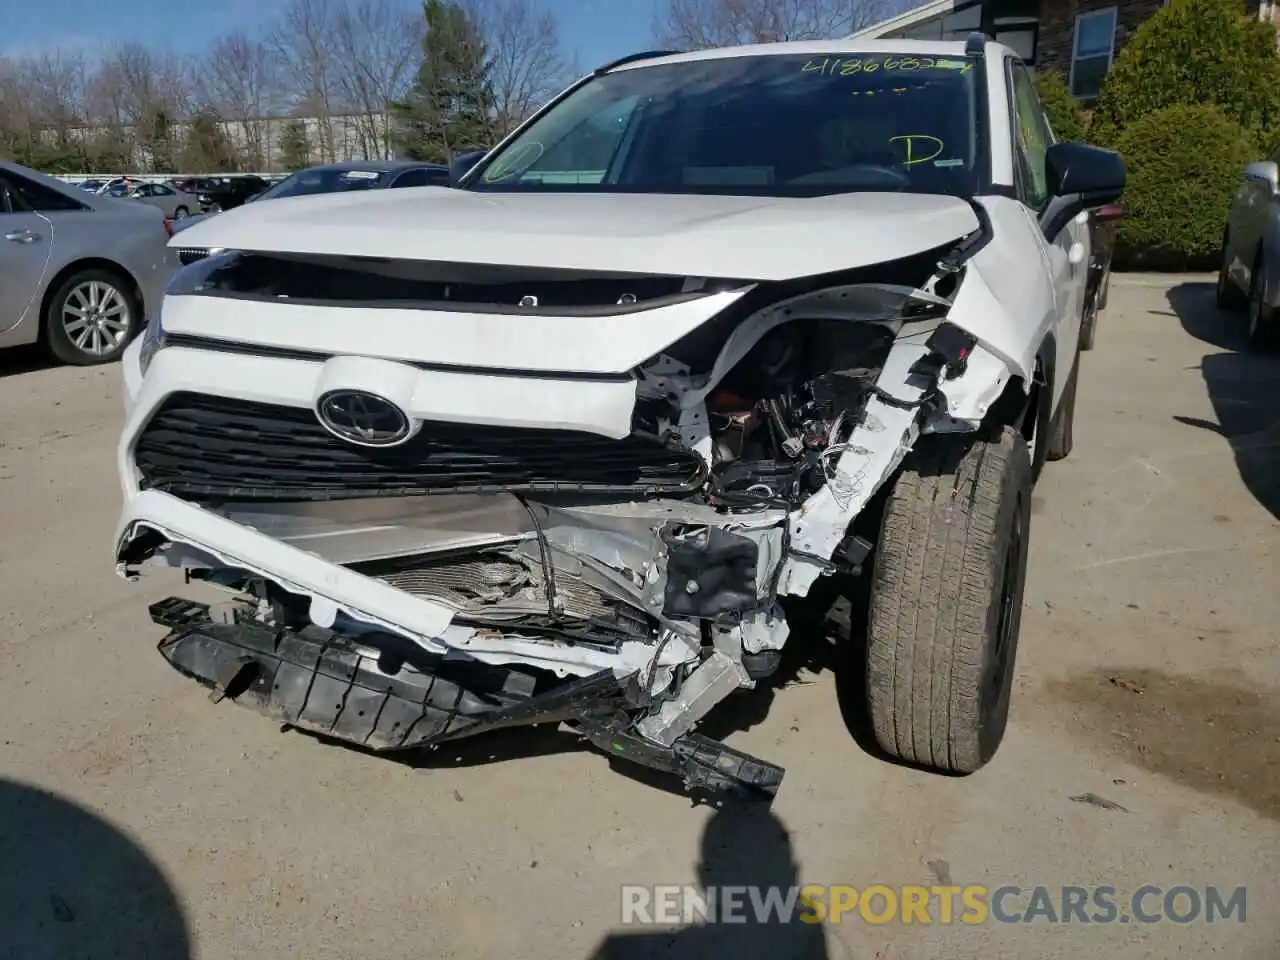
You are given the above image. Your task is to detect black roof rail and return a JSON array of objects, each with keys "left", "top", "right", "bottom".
[
  {"left": 594, "top": 49, "right": 683, "bottom": 75},
  {"left": 964, "top": 31, "right": 987, "bottom": 57}
]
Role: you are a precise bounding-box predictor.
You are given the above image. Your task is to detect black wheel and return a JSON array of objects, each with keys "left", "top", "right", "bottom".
[
  {"left": 865, "top": 426, "right": 1032, "bottom": 774},
  {"left": 1027, "top": 367, "right": 1051, "bottom": 484},
  {"left": 1079, "top": 266, "right": 1104, "bottom": 351},
  {"left": 1045, "top": 350, "right": 1079, "bottom": 461},
  {"left": 1096, "top": 261, "right": 1111, "bottom": 312},
  {"left": 1217, "top": 232, "right": 1247, "bottom": 311},
  {"left": 1078, "top": 296, "right": 1098, "bottom": 351},
  {"left": 1247, "top": 251, "right": 1280, "bottom": 352},
  {"left": 42, "top": 268, "right": 140, "bottom": 366},
  {"left": 173, "top": 206, "right": 189, "bottom": 219}
]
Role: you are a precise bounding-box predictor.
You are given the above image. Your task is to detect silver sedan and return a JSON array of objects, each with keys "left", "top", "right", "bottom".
[
  {"left": 0, "top": 160, "right": 180, "bottom": 365},
  {"left": 127, "top": 181, "right": 201, "bottom": 220}
]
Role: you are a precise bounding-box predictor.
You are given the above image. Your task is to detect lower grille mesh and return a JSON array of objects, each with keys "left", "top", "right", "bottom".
[{"left": 134, "top": 392, "right": 705, "bottom": 504}]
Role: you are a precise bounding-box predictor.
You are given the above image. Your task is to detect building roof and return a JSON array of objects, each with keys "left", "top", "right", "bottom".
[{"left": 847, "top": 0, "right": 959, "bottom": 39}]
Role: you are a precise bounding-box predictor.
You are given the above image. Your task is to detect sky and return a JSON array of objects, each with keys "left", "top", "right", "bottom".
[{"left": 4, "top": 0, "right": 666, "bottom": 71}]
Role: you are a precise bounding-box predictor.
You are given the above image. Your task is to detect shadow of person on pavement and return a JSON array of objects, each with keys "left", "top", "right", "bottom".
[
  {"left": 1167, "top": 281, "right": 1280, "bottom": 521},
  {"left": 0, "top": 777, "right": 192, "bottom": 960},
  {"left": 586, "top": 802, "right": 829, "bottom": 960}
]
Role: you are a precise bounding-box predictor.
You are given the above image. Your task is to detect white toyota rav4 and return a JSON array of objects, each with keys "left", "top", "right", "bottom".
[{"left": 116, "top": 35, "right": 1125, "bottom": 799}]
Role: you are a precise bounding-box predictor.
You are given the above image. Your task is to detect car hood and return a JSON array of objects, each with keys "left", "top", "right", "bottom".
[
  {"left": 90, "top": 194, "right": 166, "bottom": 219},
  {"left": 170, "top": 212, "right": 213, "bottom": 235},
  {"left": 170, "top": 188, "right": 980, "bottom": 281}
]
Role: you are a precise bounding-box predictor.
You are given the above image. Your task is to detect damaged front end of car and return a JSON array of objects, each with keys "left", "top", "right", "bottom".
[{"left": 115, "top": 207, "right": 1028, "bottom": 801}]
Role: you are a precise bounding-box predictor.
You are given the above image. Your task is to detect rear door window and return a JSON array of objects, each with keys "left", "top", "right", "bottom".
[{"left": 6, "top": 173, "right": 87, "bottom": 212}]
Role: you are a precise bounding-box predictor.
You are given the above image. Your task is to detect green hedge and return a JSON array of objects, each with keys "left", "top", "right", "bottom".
[
  {"left": 1034, "top": 71, "right": 1087, "bottom": 144},
  {"left": 1092, "top": 0, "right": 1280, "bottom": 146},
  {"left": 1112, "top": 103, "right": 1258, "bottom": 270}
]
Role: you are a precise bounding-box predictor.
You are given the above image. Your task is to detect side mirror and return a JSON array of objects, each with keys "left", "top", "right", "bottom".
[
  {"left": 1245, "top": 160, "right": 1279, "bottom": 196},
  {"left": 1040, "top": 141, "right": 1127, "bottom": 242},
  {"left": 449, "top": 149, "right": 488, "bottom": 186}
]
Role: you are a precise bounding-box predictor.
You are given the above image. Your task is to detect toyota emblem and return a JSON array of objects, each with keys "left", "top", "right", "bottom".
[{"left": 315, "top": 390, "right": 412, "bottom": 447}]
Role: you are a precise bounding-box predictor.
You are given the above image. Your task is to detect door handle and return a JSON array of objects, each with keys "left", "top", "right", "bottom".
[{"left": 4, "top": 230, "right": 40, "bottom": 244}]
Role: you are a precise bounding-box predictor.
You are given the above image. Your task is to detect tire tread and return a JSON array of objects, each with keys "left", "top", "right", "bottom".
[{"left": 866, "top": 426, "right": 1030, "bottom": 774}]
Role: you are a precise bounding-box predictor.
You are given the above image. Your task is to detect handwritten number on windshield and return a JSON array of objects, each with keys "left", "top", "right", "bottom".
[{"left": 800, "top": 56, "right": 972, "bottom": 76}]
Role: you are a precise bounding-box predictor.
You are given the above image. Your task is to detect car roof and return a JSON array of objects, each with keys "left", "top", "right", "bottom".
[
  {"left": 609, "top": 37, "right": 992, "bottom": 72},
  {"left": 0, "top": 158, "right": 160, "bottom": 218},
  {"left": 0, "top": 158, "right": 95, "bottom": 197}
]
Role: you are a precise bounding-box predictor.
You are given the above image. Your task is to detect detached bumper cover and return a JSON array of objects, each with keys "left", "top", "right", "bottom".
[{"left": 151, "top": 597, "right": 785, "bottom": 798}]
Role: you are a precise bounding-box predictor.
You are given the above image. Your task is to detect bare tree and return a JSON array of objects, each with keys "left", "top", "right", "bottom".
[
  {"left": 656, "top": 0, "right": 898, "bottom": 48},
  {"left": 267, "top": 0, "right": 340, "bottom": 162},
  {"left": 205, "top": 31, "right": 282, "bottom": 168},
  {"left": 331, "top": 0, "right": 423, "bottom": 159},
  {"left": 103, "top": 42, "right": 194, "bottom": 171},
  {"left": 470, "top": 0, "right": 569, "bottom": 137},
  {"left": 23, "top": 52, "right": 87, "bottom": 137},
  {"left": 83, "top": 55, "right": 137, "bottom": 168},
  {"left": 0, "top": 57, "right": 38, "bottom": 160}
]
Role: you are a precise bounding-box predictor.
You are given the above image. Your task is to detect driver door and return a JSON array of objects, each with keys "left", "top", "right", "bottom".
[{"left": 1009, "top": 61, "right": 1086, "bottom": 409}]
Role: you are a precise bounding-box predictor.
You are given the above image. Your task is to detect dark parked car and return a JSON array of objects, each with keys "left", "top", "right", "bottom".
[
  {"left": 168, "top": 177, "right": 216, "bottom": 195},
  {"left": 172, "top": 162, "right": 452, "bottom": 266},
  {"left": 197, "top": 175, "right": 270, "bottom": 213},
  {"left": 248, "top": 160, "right": 452, "bottom": 203}
]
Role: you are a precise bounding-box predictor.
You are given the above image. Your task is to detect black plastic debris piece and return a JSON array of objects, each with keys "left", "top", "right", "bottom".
[{"left": 148, "top": 596, "right": 787, "bottom": 799}]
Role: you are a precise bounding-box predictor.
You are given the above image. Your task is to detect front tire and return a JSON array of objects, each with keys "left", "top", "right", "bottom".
[
  {"left": 865, "top": 426, "right": 1032, "bottom": 774},
  {"left": 42, "top": 269, "right": 140, "bottom": 366},
  {"left": 174, "top": 206, "right": 189, "bottom": 219}
]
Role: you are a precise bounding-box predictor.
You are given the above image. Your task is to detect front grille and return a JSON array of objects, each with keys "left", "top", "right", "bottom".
[
  {"left": 176, "top": 247, "right": 209, "bottom": 266},
  {"left": 134, "top": 393, "right": 705, "bottom": 505}
]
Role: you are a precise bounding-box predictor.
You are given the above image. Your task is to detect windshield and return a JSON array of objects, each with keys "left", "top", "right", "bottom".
[
  {"left": 255, "top": 167, "right": 390, "bottom": 201},
  {"left": 468, "top": 52, "right": 981, "bottom": 198}
]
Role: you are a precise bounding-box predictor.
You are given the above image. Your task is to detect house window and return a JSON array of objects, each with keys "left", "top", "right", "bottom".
[{"left": 1070, "top": 6, "right": 1118, "bottom": 99}]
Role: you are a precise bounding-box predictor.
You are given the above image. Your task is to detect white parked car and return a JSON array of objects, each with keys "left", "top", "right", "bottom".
[{"left": 115, "top": 36, "right": 1124, "bottom": 799}]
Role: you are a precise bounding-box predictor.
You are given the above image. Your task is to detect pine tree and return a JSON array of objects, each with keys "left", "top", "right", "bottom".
[
  {"left": 138, "top": 107, "right": 178, "bottom": 174},
  {"left": 392, "top": 0, "right": 497, "bottom": 163},
  {"left": 278, "top": 119, "right": 311, "bottom": 171},
  {"left": 181, "top": 110, "right": 241, "bottom": 172}
]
